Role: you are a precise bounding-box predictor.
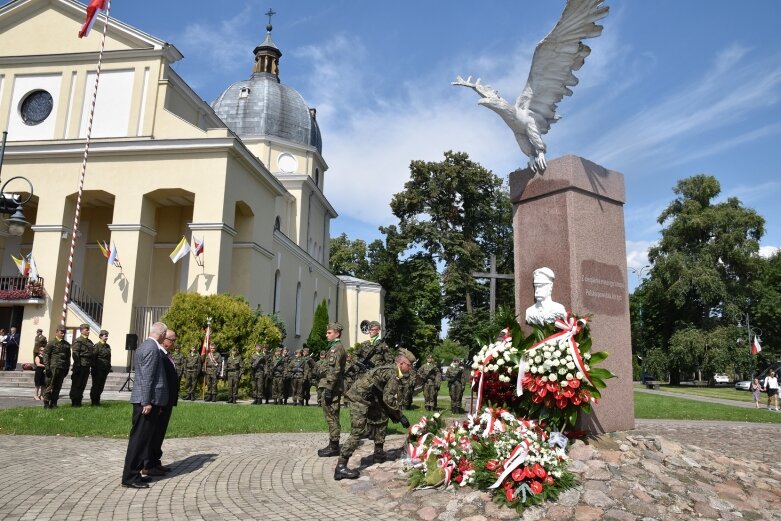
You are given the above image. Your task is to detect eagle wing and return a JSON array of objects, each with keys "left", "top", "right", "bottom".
[{"left": 515, "top": 0, "right": 608, "bottom": 135}]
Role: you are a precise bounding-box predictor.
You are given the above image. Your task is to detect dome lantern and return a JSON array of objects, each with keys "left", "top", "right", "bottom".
[{"left": 253, "top": 9, "right": 282, "bottom": 78}]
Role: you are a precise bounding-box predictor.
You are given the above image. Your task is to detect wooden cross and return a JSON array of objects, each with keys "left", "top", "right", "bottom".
[{"left": 472, "top": 254, "right": 514, "bottom": 318}]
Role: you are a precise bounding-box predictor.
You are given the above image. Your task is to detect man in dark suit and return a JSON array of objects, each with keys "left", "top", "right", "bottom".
[
  {"left": 120, "top": 321, "right": 169, "bottom": 488},
  {"left": 4, "top": 326, "right": 19, "bottom": 371},
  {"left": 143, "top": 328, "right": 179, "bottom": 477}
]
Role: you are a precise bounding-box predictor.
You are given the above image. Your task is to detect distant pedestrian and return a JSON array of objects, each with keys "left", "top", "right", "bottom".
[
  {"left": 4, "top": 326, "right": 20, "bottom": 371},
  {"left": 33, "top": 344, "right": 46, "bottom": 400},
  {"left": 762, "top": 370, "right": 779, "bottom": 411},
  {"left": 750, "top": 378, "right": 762, "bottom": 409}
]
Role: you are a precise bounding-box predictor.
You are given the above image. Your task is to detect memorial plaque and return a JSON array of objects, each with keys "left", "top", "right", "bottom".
[{"left": 581, "top": 260, "right": 625, "bottom": 315}]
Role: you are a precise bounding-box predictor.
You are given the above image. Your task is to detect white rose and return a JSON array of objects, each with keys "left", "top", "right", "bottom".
[
  {"left": 566, "top": 373, "right": 573, "bottom": 380},
  {"left": 541, "top": 376, "right": 548, "bottom": 382},
  {"left": 549, "top": 374, "right": 558, "bottom": 381},
  {"left": 543, "top": 351, "right": 552, "bottom": 359},
  {"left": 566, "top": 362, "right": 575, "bottom": 370},
  {"left": 585, "top": 364, "right": 590, "bottom": 371},
  {"left": 534, "top": 356, "right": 542, "bottom": 364},
  {"left": 558, "top": 367, "right": 566, "bottom": 375},
  {"left": 472, "top": 363, "right": 479, "bottom": 370},
  {"left": 584, "top": 352, "right": 591, "bottom": 360},
  {"left": 496, "top": 359, "right": 505, "bottom": 366},
  {"left": 565, "top": 355, "right": 573, "bottom": 362},
  {"left": 576, "top": 371, "right": 584, "bottom": 379}
]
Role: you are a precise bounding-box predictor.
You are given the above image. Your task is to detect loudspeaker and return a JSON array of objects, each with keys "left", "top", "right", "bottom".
[{"left": 125, "top": 333, "right": 138, "bottom": 351}]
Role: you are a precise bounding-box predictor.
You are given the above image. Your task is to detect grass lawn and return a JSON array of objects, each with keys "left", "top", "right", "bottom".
[
  {"left": 634, "top": 383, "right": 755, "bottom": 403},
  {"left": 0, "top": 400, "right": 444, "bottom": 438},
  {"left": 633, "top": 391, "right": 781, "bottom": 423}
]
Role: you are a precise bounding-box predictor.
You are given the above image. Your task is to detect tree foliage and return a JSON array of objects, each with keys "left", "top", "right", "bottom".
[
  {"left": 306, "top": 299, "right": 330, "bottom": 355},
  {"left": 161, "top": 293, "right": 282, "bottom": 357}
]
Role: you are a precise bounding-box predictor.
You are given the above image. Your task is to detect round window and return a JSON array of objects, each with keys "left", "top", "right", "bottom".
[
  {"left": 277, "top": 153, "right": 298, "bottom": 173},
  {"left": 20, "top": 90, "right": 54, "bottom": 126}
]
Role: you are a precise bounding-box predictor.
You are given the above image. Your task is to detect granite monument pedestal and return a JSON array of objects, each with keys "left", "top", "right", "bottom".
[{"left": 510, "top": 155, "right": 635, "bottom": 433}]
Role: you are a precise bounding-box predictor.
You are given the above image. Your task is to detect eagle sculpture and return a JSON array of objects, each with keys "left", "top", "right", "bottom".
[{"left": 453, "top": 0, "right": 608, "bottom": 173}]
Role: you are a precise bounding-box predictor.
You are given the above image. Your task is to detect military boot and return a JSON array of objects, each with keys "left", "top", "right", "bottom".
[
  {"left": 373, "top": 445, "right": 387, "bottom": 463},
  {"left": 334, "top": 457, "right": 359, "bottom": 480},
  {"left": 317, "top": 440, "right": 340, "bottom": 457}
]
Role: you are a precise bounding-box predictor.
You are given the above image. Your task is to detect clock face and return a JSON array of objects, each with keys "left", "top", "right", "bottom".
[
  {"left": 277, "top": 153, "right": 298, "bottom": 173},
  {"left": 20, "top": 90, "right": 53, "bottom": 126}
]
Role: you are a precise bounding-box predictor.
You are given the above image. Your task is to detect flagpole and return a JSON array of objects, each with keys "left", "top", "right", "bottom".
[{"left": 61, "top": 0, "right": 112, "bottom": 326}]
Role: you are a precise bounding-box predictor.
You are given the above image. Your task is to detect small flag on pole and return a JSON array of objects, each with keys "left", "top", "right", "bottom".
[
  {"left": 201, "top": 322, "right": 211, "bottom": 356},
  {"left": 78, "top": 0, "right": 107, "bottom": 38},
  {"left": 27, "top": 254, "right": 38, "bottom": 282},
  {"left": 11, "top": 254, "right": 29, "bottom": 276},
  {"left": 170, "top": 236, "right": 191, "bottom": 263},
  {"left": 192, "top": 236, "right": 204, "bottom": 256},
  {"left": 751, "top": 335, "right": 762, "bottom": 355},
  {"left": 97, "top": 240, "right": 109, "bottom": 259},
  {"left": 107, "top": 242, "right": 119, "bottom": 266}
]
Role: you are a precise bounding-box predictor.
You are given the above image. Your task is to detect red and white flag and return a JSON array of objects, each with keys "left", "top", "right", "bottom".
[
  {"left": 78, "top": 0, "right": 107, "bottom": 38},
  {"left": 751, "top": 335, "right": 762, "bottom": 355},
  {"left": 192, "top": 236, "right": 204, "bottom": 256},
  {"left": 200, "top": 323, "right": 211, "bottom": 356}
]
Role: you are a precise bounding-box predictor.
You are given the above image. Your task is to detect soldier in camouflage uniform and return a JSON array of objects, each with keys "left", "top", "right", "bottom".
[
  {"left": 445, "top": 358, "right": 466, "bottom": 413},
  {"left": 249, "top": 344, "right": 267, "bottom": 404},
  {"left": 317, "top": 323, "right": 347, "bottom": 457},
  {"left": 171, "top": 344, "right": 185, "bottom": 385},
  {"left": 403, "top": 364, "right": 417, "bottom": 409},
  {"left": 282, "top": 347, "right": 294, "bottom": 404},
  {"left": 43, "top": 326, "right": 70, "bottom": 409},
  {"left": 203, "top": 343, "right": 221, "bottom": 402},
  {"left": 290, "top": 349, "right": 308, "bottom": 405},
  {"left": 301, "top": 347, "right": 316, "bottom": 405},
  {"left": 69, "top": 324, "right": 94, "bottom": 407},
  {"left": 89, "top": 330, "right": 112, "bottom": 406},
  {"left": 352, "top": 321, "right": 394, "bottom": 372},
  {"left": 420, "top": 354, "right": 442, "bottom": 411},
  {"left": 225, "top": 347, "right": 242, "bottom": 403},
  {"left": 334, "top": 349, "right": 414, "bottom": 480},
  {"left": 183, "top": 345, "right": 202, "bottom": 400},
  {"left": 270, "top": 347, "right": 287, "bottom": 404}
]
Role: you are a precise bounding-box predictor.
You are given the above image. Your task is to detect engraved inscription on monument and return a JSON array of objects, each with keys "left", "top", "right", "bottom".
[{"left": 580, "top": 260, "right": 626, "bottom": 315}]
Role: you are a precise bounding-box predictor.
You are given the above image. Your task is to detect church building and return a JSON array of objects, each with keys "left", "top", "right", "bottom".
[{"left": 0, "top": 0, "right": 383, "bottom": 367}]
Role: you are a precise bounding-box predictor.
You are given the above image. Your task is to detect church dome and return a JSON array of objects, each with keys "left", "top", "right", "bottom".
[{"left": 211, "top": 25, "right": 322, "bottom": 154}]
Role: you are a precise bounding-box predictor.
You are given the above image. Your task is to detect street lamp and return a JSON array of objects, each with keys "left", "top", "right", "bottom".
[
  {"left": 629, "top": 265, "right": 651, "bottom": 282},
  {"left": 733, "top": 311, "right": 762, "bottom": 348},
  {"left": 0, "top": 131, "right": 34, "bottom": 236}
]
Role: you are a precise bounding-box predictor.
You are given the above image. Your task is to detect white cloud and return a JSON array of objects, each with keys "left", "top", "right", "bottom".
[
  {"left": 759, "top": 245, "right": 780, "bottom": 258},
  {"left": 626, "top": 240, "right": 654, "bottom": 275}
]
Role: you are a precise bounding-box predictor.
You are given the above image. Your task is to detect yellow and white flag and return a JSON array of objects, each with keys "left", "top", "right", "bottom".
[
  {"left": 11, "top": 254, "right": 28, "bottom": 276},
  {"left": 170, "top": 236, "right": 191, "bottom": 263}
]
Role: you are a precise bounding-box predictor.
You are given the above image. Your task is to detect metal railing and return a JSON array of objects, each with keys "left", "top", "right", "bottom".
[
  {"left": 68, "top": 281, "right": 103, "bottom": 325},
  {"left": 0, "top": 275, "right": 45, "bottom": 300}
]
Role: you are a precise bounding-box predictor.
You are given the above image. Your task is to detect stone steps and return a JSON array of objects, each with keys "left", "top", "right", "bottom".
[{"left": 0, "top": 370, "right": 132, "bottom": 391}]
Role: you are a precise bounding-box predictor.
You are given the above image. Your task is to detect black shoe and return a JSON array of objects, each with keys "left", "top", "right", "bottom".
[
  {"left": 317, "top": 441, "right": 340, "bottom": 457},
  {"left": 121, "top": 481, "right": 149, "bottom": 489},
  {"left": 334, "top": 461, "right": 359, "bottom": 480},
  {"left": 138, "top": 475, "right": 153, "bottom": 483}
]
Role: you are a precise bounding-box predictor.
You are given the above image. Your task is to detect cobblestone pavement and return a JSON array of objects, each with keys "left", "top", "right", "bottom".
[{"left": 1, "top": 413, "right": 779, "bottom": 520}]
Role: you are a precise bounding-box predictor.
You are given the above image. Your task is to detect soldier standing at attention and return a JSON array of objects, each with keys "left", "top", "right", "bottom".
[
  {"left": 420, "top": 354, "right": 442, "bottom": 411},
  {"left": 290, "top": 349, "right": 305, "bottom": 405},
  {"left": 334, "top": 349, "right": 414, "bottom": 480},
  {"left": 204, "top": 343, "right": 220, "bottom": 402},
  {"left": 171, "top": 344, "right": 185, "bottom": 385},
  {"left": 270, "top": 347, "right": 286, "bottom": 404},
  {"left": 225, "top": 347, "right": 242, "bottom": 403},
  {"left": 250, "top": 344, "right": 265, "bottom": 404},
  {"left": 317, "top": 323, "right": 347, "bottom": 457},
  {"left": 302, "top": 347, "right": 315, "bottom": 405},
  {"left": 446, "top": 358, "right": 466, "bottom": 413},
  {"left": 352, "top": 321, "right": 394, "bottom": 371},
  {"left": 69, "top": 324, "right": 94, "bottom": 407},
  {"left": 90, "top": 330, "right": 112, "bottom": 406},
  {"left": 43, "top": 326, "right": 70, "bottom": 409},
  {"left": 315, "top": 351, "right": 327, "bottom": 405},
  {"left": 183, "top": 345, "right": 202, "bottom": 400},
  {"left": 282, "top": 347, "right": 294, "bottom": 404}
]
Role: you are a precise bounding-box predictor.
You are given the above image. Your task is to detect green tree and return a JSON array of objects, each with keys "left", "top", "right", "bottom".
[
  {"left": 390, "top": 151, "right": 510, "bottom": 317},
  {"left": 306, "top": 299, "right": 330, "bottom": 355},
  {"left": 432, "top": 338, "right": 469, "bottom": 365},
  {"left": 750, "top": 251, "right": 781, "bottom": 367},
  {"left": 637, "top": 174, "right": 765, "bottom": 383},
  {"left": 329, "top": 233, "right": 371, "bottom": 277}
]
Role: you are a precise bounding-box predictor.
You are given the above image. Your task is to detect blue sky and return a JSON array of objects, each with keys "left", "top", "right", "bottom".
[{"left": 108, "top": 1, "right": 781, "bottom": 290}]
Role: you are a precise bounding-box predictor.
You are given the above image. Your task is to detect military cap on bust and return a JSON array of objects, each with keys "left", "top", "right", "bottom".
[
  {"left": 396, "top": 348, "right": 416, "bottom": 365},
  {"left": 327, "top": 322, "right": 343, "bottom": 332},
  {"left": 79, "top": 323, "right": 90, "bottom": 330},
  {"left": 99, "top": 330, "right": 109, "bottom": 336},
  {"left": 368, "top": 320, "right": 381, "bottom": 328}
]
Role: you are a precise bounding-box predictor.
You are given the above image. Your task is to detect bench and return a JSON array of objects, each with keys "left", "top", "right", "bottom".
[{"left": 645, "top": 381, "right": 661, "bottom": 390}]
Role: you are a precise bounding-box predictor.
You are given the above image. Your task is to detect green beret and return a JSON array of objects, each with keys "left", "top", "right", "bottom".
[
  {"left": 327, "top": 322, "right": 343, "bottom": 332},
  {"left": 397, "top": 348, "right": 416, "bottom": 365}
]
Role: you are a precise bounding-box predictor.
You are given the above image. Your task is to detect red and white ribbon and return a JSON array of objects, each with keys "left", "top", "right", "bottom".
[
  {"left": 406, "top": 433, "right": 431, "bottom": 461},
  {"left": 472, "top": 336, "right": 511, "bottom": 411},
  {"left": 516, "top": 313, "right": 592, "bottom": 396},
  {"left": 488, "top": 441, "right": 530, "bottom": 489}
]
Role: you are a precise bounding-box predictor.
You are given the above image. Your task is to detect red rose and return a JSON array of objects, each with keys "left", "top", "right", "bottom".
[
  {"left": 545, "top": 476, "right": 555, "bottom": 485},
  {"left": 533, "top": 463, "right": 547, "bottom": 479},
  {"left": 531, "top": 393, "right": 544, "bottom": 404},
  {"left": 569, "top": 379, "right": 581, "bottom": 389},
  {"left": 547, "top": 382, "right": 558, "bottom": 393},
  {"left": 537, "top": 386, "right": 547, "bottom": 398},
  {"left": 455, "top": 474, "right": 463, "bottom": 483},
  {"left": 562, "top": 388, "right": 574, "bottom": 398},
  {"left": 486, "top": 460, "right": 500, "bottom": 471},
  {"left": 529, "top": 480, "right": 543, "bottom": 494},
  {"left": 544, "top": 395, "right": 554, "bottom": 408},
  {"left": 503, "top": 479, "right": 514, "bottom": 490},
  {"left": 572, "top": 396, "right": 582, "bottom": 405},
  {"left": 511, "top": 468, "right": 524, "bottom": 482},
  {"left": 580, "top": 389, "right": 591, "bottom": 401},
  {"left": 556, "top": 397, "right": 568, "bottom": 409},
  {"left": 505, "top": 487, "right": 515, "bottom": 501}
]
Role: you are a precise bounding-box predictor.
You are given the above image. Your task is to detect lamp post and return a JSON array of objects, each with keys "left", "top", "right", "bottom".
[
  {"left": 629, "top": 265, "right": 651, "bottom": 383},
  {"left": 0, "top": 131, "right": 34, "bottom": 237}
]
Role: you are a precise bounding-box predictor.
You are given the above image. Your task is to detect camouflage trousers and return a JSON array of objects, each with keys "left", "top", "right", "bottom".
[
  {"left": 423, "top": 382, "right": 439, "bottom": 408},
  {"left": 340, "top": 400, "right": 388, "bottom": 459},
  {"left": 449, "top": 383, "right": 464, "bottom": 410},
  {"left": 292, "top": 377, "right": 304, "bottom": 402},
  {"left": 184, "top": 372, "right": 199, "bottom": 399},
  {"left": 272, "top": 375, "right": 285, "bottom": 401},
  {"left": 251, "top": 372, "right": 264, "bottom": 400},
  {"left": 320, "top": 389, "right": 342, "bottom": 443},
  {"left": 226, "top": 373, "right": 240, "bottom": 399},
  {"left": 205, "top": 372, "right": 218, "bottom": 400}
]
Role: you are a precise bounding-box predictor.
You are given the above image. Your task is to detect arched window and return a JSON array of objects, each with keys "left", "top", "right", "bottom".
[
  {"left": 314, "top": 168, "right": 320, "bottom": 188},
  {"left": 273, "top": 270, "right": 281, "bottom": 313},
  {"left": 274, "top": 216, "right": 281, "bottom": 231},
  {"left": 294, "top": 282, "right": 302, "bottom": 336}
]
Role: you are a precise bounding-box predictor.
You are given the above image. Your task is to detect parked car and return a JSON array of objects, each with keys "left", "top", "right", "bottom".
[
  {"left": 711, "top": 373, "right": 730, "bottom": 385},
  {"left": 734, "top": 380, "right": 751, "bottom": 391},
  {"left": 757, "top": 362, "right": 781, "bottom": 384}
]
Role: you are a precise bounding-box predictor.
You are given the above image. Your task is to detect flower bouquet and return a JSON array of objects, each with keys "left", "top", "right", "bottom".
[{"left": 406, "top": 408, "right": 575, "bottom": 512}]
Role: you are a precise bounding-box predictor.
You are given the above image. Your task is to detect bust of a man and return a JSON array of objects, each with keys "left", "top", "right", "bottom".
[{"left": 525, "top": 267, "right": 567, "bottom": 326}]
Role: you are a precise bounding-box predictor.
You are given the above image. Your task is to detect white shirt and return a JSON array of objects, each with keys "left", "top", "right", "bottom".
[{"left": 764, "top": 376, "right": 779, "bottom": 390}]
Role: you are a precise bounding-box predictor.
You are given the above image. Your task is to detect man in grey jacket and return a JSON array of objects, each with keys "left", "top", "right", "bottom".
[{"left": 121, "top": 322, "right": 169, "bottom": 488}]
